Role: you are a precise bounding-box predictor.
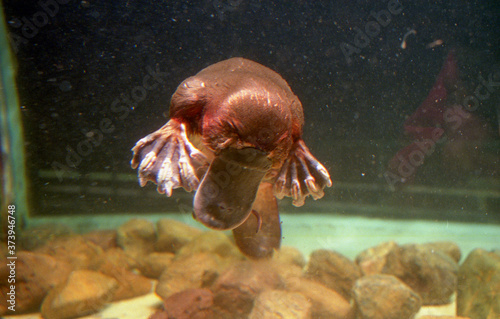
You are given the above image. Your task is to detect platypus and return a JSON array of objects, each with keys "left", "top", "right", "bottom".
[{"left": 131, "top": 58, "right": 331, "bottom": 258}]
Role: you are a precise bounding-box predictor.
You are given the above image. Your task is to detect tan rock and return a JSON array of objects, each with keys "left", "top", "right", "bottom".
[
  {"left": 418, "top": 316, "right": 470, "bottom": 319},
  {"left": 304, "top": 249, "right": 362, "bottom": 299},
  {"left": 116, "top": 218, "right": 156, "bottom": 260},
  {"left": 284, "top": 276, "right": 353, "bottom": 319},
  {"left": 421, "top": 241, "right": 462, "bottom": 263},
  {"left": 82, "top": 229, "right": 117, "bottom": 251},
  {"left": 41, "top": 270, "right": 118, "bottom": 319},
  {"left": 211, "top": 260, "right": 284, "bottom": 319},
  {"left": 382, "top": 243, "right": 458, "bottom": 305},
  {"left": 156, "top": 252, "right": 222, "bottom": 299},
  {"left": 357, "top": 241, "right": 461, "bottom": 276},
  {"left": 94, "top": 247, "right": 138, "bottom": 271},
  {"left": 155, "top": 218, "right": 202, "bottom": 253},
  {"left": 36, "top": 234, "right": 103, "bottom": 270},
  {"left": 273, "top": 246, "right": 306, "bottom": 268},
  {"left": 356, "top": 241, "right": 399, "bottom": 276},
  {"left": 352, "top": 274, "right": 421, "bottom": 319},
  {"left": 139, "top": 251, "right": 175, "bottom": 278},
  {"left": 149, "top": 311, "right": 169, "bottom": 319},
  {"left": 270, "top": 246, "right": 305, "bottom": 283},
  {"left": 457, "top": 249, "right": 500, "bottom": 319},
  {"left": 97, "top": 257, "right": 153, "bottom": 301},
  {"left": 176, "top": 231, "right": 244, "bottom": 261},
  {"left": 0, "top": 251, "right": 72, "bottom": 315},
  {"left": 249, "top": 290, "right": 311, "bottom": 319},
  {"left": 273, "top": 263, "right": 304, "bottom": 283}
]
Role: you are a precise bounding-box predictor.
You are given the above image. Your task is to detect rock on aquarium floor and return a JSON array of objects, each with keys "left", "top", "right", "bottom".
[{"left": 1, "top": 216, "right": 499, "bottom": 319}]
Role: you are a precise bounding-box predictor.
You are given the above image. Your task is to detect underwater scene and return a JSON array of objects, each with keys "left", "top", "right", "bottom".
[{"left": 1, "top": 0, "right": 499, "bottom": 318}]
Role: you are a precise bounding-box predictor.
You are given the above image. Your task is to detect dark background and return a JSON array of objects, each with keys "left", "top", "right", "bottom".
[{"left": 3, "top": 0, "right": 499, "bottom": 217}]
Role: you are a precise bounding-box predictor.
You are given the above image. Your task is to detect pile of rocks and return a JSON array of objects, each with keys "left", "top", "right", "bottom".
[
  {"left": 0, "top": 221, "right": 155, "bottom": 319},
  {"left": 0, "top": 218, "right": 498, "bottom": 319}
]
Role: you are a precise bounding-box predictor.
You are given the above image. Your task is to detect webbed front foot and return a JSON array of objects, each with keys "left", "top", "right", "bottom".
[
  {"left": 274, "top": 139, "right": 332, "bottom": 206},
  {"left": 131, "top": 120, "right": 208, "bottom": 196}
]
